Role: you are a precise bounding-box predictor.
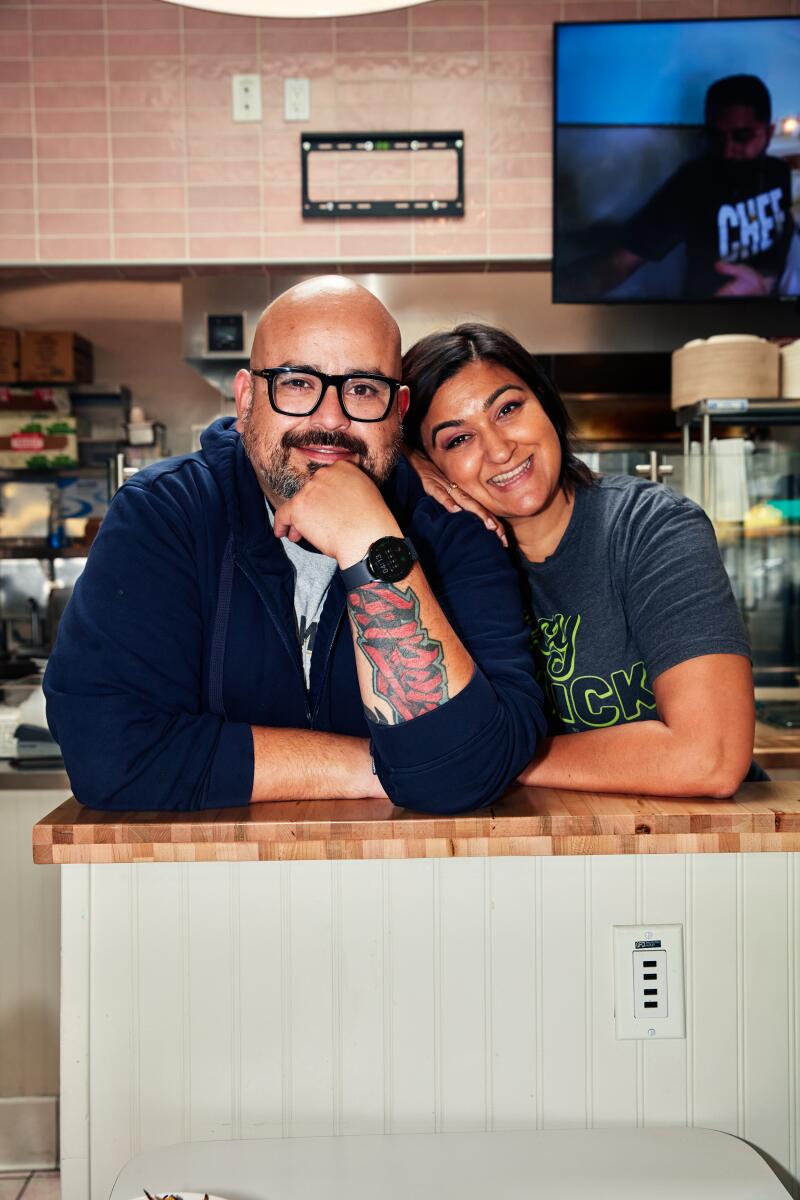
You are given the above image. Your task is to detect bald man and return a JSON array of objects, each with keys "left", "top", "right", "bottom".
[{"left": 45, "top": 277, "right": 545, "bottom": 814}]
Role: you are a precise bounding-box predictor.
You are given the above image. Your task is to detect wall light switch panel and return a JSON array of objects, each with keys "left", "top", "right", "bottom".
[
  {"left": 232, "top": 74, "right": 262, "bottom": 123},
  {"left": 613, "top": 924, "right": 685, "bottom": 1040},
  {"left": 284, "top": 77, "right": 310, "bottom": 122}
]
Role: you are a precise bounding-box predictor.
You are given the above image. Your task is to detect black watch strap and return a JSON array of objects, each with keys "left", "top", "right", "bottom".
[{"left": 340, "top": 536, "right": 418, "bottom": 591}]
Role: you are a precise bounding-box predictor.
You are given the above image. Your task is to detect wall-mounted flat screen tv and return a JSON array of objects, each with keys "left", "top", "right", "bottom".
[{"left": 553, "top": 18, "right": 800, "bottom": 303}]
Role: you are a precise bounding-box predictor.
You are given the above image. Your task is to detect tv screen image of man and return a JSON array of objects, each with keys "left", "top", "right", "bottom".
[{"left": 571, "top": 75, "right": 795, "bottom": 301}]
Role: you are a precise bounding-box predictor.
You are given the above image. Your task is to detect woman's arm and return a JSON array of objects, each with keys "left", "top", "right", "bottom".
[{"left": 518, "top": 653, "right": 754, "bottom": 798}]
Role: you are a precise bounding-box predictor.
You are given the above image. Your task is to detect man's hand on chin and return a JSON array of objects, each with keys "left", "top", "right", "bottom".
[
  {"left": 713, "top": 261, "right": 773, "bottom": 296},
  {"left": 272, "top": 460, "right": 402, "bottom": 567}
]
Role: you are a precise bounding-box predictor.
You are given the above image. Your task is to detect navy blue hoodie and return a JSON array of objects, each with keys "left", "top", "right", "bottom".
[{"left": 44, "top": 417, "right": 545, "bottom": 813}]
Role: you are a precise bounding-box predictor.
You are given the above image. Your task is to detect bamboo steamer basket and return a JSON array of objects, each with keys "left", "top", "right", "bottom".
[
  {"left": 671, "top": 334, "right": 779, "bottom": 410},
  {"left": 780, "top": 340, "right": 800, "bottom": 399}
]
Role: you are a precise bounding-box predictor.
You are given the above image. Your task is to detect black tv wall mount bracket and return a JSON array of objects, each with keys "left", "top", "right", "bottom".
[{"left": 301, "top": 131, "right": 465, "bottom": 219}]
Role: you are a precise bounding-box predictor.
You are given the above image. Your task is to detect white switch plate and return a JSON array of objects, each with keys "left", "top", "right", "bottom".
[
  {"left": 232, "top": 74, "right": 262, "bottom": 123},
  {"left": 613, "top": 924, "right": 685, "bottom": 1040},
  {"left": 284, "top": 77, "right": 310, "bottom": 121}
]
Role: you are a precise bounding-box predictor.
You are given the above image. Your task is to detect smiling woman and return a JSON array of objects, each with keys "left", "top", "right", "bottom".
[{"left": 402, "top": 323, "right": 764, "bottom": 799}]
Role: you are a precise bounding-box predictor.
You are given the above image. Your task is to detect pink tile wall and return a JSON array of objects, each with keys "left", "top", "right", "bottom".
[{"left": 0, "top": 0, "right": 796, "bottom": 265}]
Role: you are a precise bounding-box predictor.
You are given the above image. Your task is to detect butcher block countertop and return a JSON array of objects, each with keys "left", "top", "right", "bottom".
[{"left": 32, "top": 781, "right": 800, "bottom": 864}]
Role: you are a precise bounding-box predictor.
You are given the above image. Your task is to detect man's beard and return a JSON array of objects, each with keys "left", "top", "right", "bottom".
[{"left": 240, "top": 415, "right": 401, "bottom": 500}]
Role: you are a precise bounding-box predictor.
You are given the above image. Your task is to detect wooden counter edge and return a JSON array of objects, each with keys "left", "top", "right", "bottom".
[{"left": 32, "top": 782, "right": 800, "bottom": 864}]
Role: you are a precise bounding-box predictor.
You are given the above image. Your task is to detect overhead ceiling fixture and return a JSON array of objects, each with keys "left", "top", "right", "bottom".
[{"left": 161, "top": 0, "right": 430, "bottom": 17}]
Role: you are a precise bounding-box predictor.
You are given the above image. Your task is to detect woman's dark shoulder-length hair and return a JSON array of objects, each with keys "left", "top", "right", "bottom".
[{"left": 402, "top": 322, "right": 594, "bottom": 492}]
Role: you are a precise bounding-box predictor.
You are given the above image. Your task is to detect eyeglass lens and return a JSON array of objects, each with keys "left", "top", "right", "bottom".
[{"left": 272, "top": 371, "right": 392, "bottom": 419}]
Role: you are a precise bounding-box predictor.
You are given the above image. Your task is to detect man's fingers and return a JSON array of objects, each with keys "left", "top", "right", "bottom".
[
  {"left": 273, "top": 511, "right": 291, "bottom": 538},
  {"left": 273, "top": 503, "right": 299, "bottom": 540},
  {"left": 713, "top": 261, "right": 767, "bottom": 297}
]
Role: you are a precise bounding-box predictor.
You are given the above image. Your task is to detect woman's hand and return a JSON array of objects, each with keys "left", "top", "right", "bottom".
[{"left": 403, "top": 447, "right": 507, "bottom": 546}]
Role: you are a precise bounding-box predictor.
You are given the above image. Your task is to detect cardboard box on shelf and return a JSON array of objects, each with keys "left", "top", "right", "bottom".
[
  {"left": 0, "top": 385, "right": 71, "bottom": 414},
  {"left": 20, "top": 331, "right": 93, "bottom": 384},
  {"left": 0, "top": 329, "right": 20, "bottom": 383},
  {"left": 0, "top": 412, "right": 78, "bottom": 469}
]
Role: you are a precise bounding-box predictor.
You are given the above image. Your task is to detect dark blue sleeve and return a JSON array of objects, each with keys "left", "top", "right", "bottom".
[
  {"left": 623, "top": 162, "right": 693, "bottom": 262},
  {"left": 369, "top": 509, "right": 546, "bottom": 814},
  {"left": 44, "top": 480, "right": 254, "bottom": 812}
]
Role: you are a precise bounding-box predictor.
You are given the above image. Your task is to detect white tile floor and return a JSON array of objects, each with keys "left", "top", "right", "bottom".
[{"left": 0, "top": 1172, "right": 59, "bottom": 1200}]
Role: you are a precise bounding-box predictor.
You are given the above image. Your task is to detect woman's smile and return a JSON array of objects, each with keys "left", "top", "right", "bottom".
[{"left": 487, "top": 454, "right": 534, "bottom": 490}]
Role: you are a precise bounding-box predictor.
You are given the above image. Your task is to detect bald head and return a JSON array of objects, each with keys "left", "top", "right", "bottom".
[
  {"left": 235, "top": 274, "right": 409, "bottom": 504},
  {"left": 252, "top": 275, "right": 401, "bottom": 376}
]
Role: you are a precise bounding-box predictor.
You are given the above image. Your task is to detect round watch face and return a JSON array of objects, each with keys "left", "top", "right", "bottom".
[{"left": 367, "top": 536, "right": 414, "bottom": 583}]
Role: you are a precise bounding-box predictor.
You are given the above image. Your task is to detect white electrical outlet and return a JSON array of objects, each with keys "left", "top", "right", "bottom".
[
  {"left": 613, "top": 924, "right": 685, "bottom": 1040},
  {"left": 284, "top": 77, "right": 310, "bottom": 122},
  {"left": 633, "top": 947, "right": 667, "bottom": 1019},
  {"left": 232, "top": 74, "right": 262, "bottom": 123}
]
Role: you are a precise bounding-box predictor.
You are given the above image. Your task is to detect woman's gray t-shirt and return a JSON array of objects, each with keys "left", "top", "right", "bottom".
[{"left": 522, "top": 474, "right": 751, "bottom": 735}]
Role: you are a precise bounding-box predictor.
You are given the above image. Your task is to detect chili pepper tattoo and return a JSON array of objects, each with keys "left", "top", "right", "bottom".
[{"left": 347, "top": 581, "right": 449, "bottom": 723}]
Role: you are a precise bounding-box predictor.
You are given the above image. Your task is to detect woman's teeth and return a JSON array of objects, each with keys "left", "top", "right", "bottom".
[{"left": 489, "top": 456, "right": 532, "bottom": 487}]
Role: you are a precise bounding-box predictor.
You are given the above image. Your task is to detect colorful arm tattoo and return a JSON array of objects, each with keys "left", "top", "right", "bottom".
[{"left": 347, "top": 581, "right": 450, "bottom": 724}]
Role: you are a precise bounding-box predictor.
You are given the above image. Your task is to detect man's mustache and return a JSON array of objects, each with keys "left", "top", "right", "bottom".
[{"left": 282, "top": 429, "right": 368, "bottom": 457}]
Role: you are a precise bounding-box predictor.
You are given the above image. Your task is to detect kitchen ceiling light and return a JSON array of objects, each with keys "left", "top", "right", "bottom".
[{"left": 160, "top": 0, "right": 430, "bottom": 17}]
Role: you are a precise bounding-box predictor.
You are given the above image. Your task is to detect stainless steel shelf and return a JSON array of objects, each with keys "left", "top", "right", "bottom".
[{"left": 676, "top": 398, "right": 800, "bottom": 428}]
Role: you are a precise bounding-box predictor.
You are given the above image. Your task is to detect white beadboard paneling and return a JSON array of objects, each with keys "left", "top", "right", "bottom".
[
  {"left": 742, "top": 855, "right": 791, "bottom": 1175},
  {"left": 59, "top": 865, "right": 90, "bottom": 1200},
  {"left": 590, "top": 856, "right": 637, "bottom": 1127},
  {"left": 238, "top": 861, "right": 284, "bottom": 1140},
  {"left": 89, "top": 865, "right": 134, "bottom": 1199},
  {"left": 792, "top": 854, "right": 800, "bottom": 1192},
  {"left": 385, "top": 860, "right": 435, "bottom": 1134},
  {"left": 62, "top": 853, "right": 800, "bottom": 1200},
  {"left": 337, "top": 862, "right": 385, "bottom": 1136},
  {"left": 436, "top": 859, "right": 488, "bottom": 1132},
  {"left": 187, "top": 865, "right": 235, "bottom": 1143},
  {"left": 286, "top": 862, "right": 334, "bottom": 1137},
  {"left": 690, "top": 856, "right": 738, "bottom": 1135},
  {"left": 136, "top": 864, "right": 186, "bottom": 1153},
  {"left": 487, "top": 858, "right": 537, "bottom": 1130},
  {"left": 540, "top": 857, "right": 587, "bottom": 1127},
  {"left": 641, "top": 856, "right": 687, "bottom": 1127}
]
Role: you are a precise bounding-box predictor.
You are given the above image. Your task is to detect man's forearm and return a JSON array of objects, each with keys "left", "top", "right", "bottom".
[
  {"left": 346, "top": 564, "right": 474, "bottom": 726},
  {"left": 519, "top": 721, "right": 746, "bottom": 798},
  {"left": 250, "top": 726, "right": 384, "bottom": 802}
]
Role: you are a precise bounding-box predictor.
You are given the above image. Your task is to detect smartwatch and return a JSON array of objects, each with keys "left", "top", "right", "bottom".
[{"left": 340, "top": 535, "right": 418, "bottom": 591}]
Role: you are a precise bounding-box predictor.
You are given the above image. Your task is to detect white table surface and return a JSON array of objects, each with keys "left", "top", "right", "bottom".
[{"left": 109, "top": 1127, "right": 789, "bottom": 1200}]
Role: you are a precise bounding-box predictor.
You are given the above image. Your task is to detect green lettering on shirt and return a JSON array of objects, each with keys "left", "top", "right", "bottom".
[
  {"left": 611, "top": 663, "right": 656, "bottom": 721},
  {"left": 534, "top": 613, "right": 581, "bottom": 681},
  {"left": 532, "top": 611, "right": 655, "bottom": 732},
  {"left": 569, "top": 675, "right": 621, "bottom": 728}
]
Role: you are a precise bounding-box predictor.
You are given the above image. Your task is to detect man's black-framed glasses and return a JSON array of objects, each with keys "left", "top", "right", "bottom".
[{"left": 250, "top": 365, "right": 400, "bottom": 423}]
